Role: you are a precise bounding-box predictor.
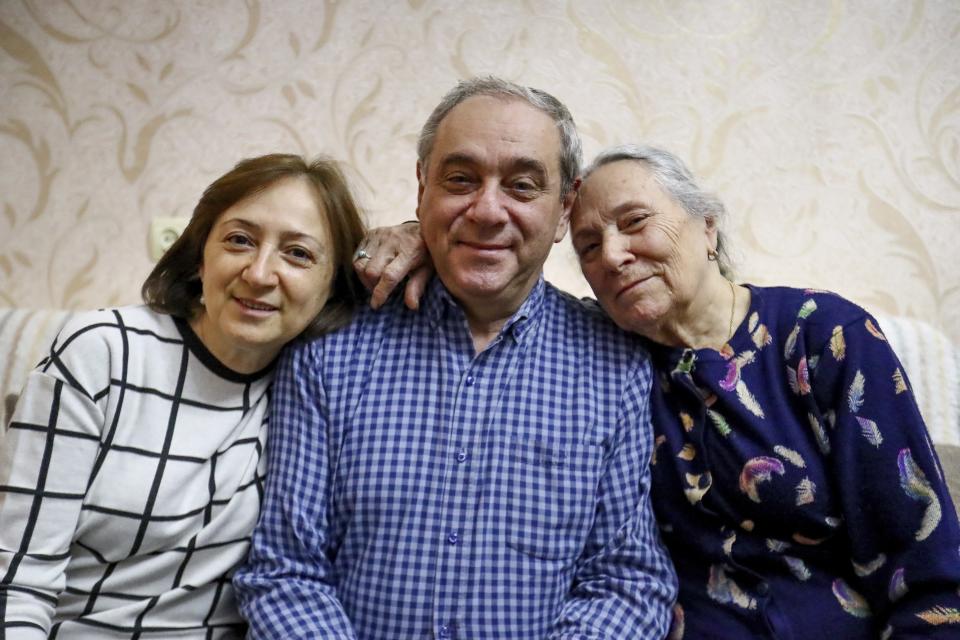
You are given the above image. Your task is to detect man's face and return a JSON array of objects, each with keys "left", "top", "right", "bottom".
[{"left": 416, "top": 95, "right": 575, "bottom": 319}]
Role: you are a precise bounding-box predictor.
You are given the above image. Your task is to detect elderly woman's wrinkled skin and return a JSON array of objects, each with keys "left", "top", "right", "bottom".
[{"left": 570, "top": 160, "right": 745, "bottom": 349}]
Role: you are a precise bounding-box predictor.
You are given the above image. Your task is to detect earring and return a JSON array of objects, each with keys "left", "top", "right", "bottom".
[
  {"left": 707, "top": 249, "right": 718, "bottom": 262},
  {"left": 199, "top": 294, "right": 205, "bottom": 306}
]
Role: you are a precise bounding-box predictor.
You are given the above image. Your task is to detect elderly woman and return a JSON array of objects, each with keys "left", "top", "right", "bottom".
[
  {"left": 355, "top": 144, "right": 960, "bottom": 639},
  {"left": 0, "top": 154, "right": 366, "bottom": 639}
]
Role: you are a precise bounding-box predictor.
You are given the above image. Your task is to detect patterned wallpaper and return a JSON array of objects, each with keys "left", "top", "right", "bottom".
[{"left": 1, "top": 0, "right": 958, "bottom": 341}]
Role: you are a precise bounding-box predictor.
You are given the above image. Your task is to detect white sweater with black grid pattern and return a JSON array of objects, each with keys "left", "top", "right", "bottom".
[{"left": 0, "top": 306, "right": 271, "bottom": 639}]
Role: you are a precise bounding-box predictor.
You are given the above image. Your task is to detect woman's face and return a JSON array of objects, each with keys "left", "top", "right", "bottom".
[
  {"left": 570, "top": 160, "right": 717, "bottom": 336},
  {"left": 193, "top": 176, "right": 335, "bottom": 372}
]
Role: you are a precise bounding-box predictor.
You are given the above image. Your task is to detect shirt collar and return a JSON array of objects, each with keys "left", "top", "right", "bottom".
[{"left": 423, "top": 275, "right": 545, "bottom": 344}]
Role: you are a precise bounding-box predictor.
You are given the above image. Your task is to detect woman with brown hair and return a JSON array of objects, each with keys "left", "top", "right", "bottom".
[{"left": 0, "top": 154, "right": 365, "bottom": 638}]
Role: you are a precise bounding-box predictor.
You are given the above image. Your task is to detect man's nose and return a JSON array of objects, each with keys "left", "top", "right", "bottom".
[{"left": 466, "top": 182, "right": 509, "bottom": 225}]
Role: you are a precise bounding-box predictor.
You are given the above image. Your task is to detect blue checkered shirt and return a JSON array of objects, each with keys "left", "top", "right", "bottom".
[{"left": 234, "top": 277, "right": 677, "bottom": 639}]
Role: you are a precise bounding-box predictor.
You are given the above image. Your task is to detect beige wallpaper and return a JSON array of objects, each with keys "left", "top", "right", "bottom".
[{"left": 1, "top": 0, "right": 959, "bottom": 342}]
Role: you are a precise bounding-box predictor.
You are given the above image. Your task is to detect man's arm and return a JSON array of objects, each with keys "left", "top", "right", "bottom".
[
  {"left": 548, "top": 357, "right": 678, "bottom": 640},
  {"left": 233, "top": 342, "right": 357, "bottom": 639}
]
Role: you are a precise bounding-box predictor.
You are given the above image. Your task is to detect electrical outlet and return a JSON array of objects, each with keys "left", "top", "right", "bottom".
[{"left": 149, "top": 216, "right": 190, "bottom": 261}]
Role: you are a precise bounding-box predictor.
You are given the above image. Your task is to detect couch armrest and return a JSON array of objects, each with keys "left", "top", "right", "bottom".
[
  {"left": 0, "top": 308, "right": 77, "bottom": 426},
  {"left": 874, "top": 313, "right": 960, "bottom": 446}
]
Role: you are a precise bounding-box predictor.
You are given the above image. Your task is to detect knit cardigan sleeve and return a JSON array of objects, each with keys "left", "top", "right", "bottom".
[{"left": 808, "top": 312, "right": 960, "bottom": 637}]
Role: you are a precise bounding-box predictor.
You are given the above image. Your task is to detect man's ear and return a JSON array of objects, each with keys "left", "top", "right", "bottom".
[
  {"left": 554, "top": 177, "right": 581, "bottom": 243},
  {"left": 415, "top": 162, "right": 425, "bottom": 220}
]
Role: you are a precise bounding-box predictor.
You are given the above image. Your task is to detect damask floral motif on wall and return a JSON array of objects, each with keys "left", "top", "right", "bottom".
[{"left": 1, "top": 0, "right": 958, "bottom": 340}]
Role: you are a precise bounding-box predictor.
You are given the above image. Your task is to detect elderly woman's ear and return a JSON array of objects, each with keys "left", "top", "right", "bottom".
[{"left": 703, "top": 215, "right": 720, "bottom": 258}]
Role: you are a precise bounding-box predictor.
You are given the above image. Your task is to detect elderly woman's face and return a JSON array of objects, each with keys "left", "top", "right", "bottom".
[
  {"left": 194, "top": 176, "right": 335, "bottom": 372},
  {"left": 571, "top": 160, "right": 716, "bottom": 337}
]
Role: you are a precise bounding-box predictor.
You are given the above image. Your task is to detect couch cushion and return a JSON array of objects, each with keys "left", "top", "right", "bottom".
[{"left": 0, "top": 308, "right": 76, "bottom": 426}]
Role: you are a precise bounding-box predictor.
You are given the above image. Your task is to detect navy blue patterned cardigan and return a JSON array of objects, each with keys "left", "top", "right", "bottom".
[{"left": 648, "top": 285, "right": 960, "bottom": 639}]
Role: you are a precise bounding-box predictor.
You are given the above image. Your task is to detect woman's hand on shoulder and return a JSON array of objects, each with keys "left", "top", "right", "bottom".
[{"left": 354, "top": 222, "right": 431, "bottom": 310}]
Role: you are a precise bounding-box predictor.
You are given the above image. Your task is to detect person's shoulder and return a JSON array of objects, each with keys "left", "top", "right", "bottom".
[
  {"left": 57, "top": 305, "right": 175, "bottom": 348},
  {"left": 751, "top": 285, "right": 876, "bottom": 356},
  {"left": 545, "top": 283, "right": 614, "bottom": 325},
  {"left": 40, "top": 306, "right": 174, "bottom": 395},
  {"left": 753, "top": 285, "right": 869, "bottom": 327},
  {"left": 287, "top": 294, "right": 415, "bottom": 356},
  {"left": 542, "top": 283, "right": 646, "bottom": 351}
]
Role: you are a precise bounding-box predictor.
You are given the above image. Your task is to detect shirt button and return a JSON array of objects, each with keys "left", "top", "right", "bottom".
[
  {"left": 447, "top": 532, "right": 459, "bottom": 545},
  {"left": 465, "top": 375, "right": 475, "bottom": 386},
  {"left": 456, "top": 449, "right": 468, "bottom": 463},
  {"left": 756, "top": 582, "right": 770, "bottom": 596},
  {"left": 438, "top": 624, "right": 452, "bottom": 639}
]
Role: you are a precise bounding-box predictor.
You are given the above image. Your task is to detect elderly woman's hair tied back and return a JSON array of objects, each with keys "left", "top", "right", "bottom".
[{"left": 584, "top": 144, "right": 733, "bottom": 278}]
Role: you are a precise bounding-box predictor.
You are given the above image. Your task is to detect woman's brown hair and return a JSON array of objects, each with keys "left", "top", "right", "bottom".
[{"left": 142, "top": 153, "right": 367, "bottom": 337}]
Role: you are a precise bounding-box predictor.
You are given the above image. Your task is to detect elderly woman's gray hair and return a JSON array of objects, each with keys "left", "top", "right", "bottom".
[
  {"left": 416, "top": 76, "right": 583, "bottom": 201},
  {"left": 584, "top": 144, "right": 734, "bottom": 278}
]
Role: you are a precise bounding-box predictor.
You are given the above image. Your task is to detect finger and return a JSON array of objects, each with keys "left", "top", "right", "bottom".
[
  {"left": 352, "top": 239, "right": 374, "bottom": 286},
  {"left": 360, "top": 248, "right": 396, "bottom": 297},
  {"left": 354, "top": 256, "right": 379, "bottom": 293},
  {"left": 352, "top": 246, "right": 370, "bottom": 263},
  {"left": 353, "top": 233, "right": 390, "bottom": 289},
  {"left": 352, "top": 232, "right": 377, "bottom": 264},
  {"left": 352, "top": 225, "right": 387, "bottom": 269},
  {"left": 353, "top": 223, "right": 425, "bottom": 305},
  {"left": 369, "top": 255, "right": 416, "bottom": 309},
  {"left": 403, "top": 265, "right": 432, "bottom": 311}
]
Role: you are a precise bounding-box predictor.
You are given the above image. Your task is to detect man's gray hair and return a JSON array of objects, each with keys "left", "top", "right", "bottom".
[
  {"left": 584, "top": 144, "right": 733, "bottom": 277},
  {"left": 417, "top": 76, "right": 582, "bottom": 200}
]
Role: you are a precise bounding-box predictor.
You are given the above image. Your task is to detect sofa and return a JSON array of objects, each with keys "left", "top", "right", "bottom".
[{"left": 2, "top": 306, "right": 959, "bottom": 507}]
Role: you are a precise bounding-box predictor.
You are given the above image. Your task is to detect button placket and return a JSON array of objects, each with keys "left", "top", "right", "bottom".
[{"left": 434, "top": 354, "right": 489, "bottom": 631}]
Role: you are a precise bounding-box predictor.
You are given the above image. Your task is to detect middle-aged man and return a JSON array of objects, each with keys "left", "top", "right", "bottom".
[{"left": 233, "top": 76, "right": 677, "bottom": 639}]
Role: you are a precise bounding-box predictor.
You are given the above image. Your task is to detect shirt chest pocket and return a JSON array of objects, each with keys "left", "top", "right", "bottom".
[{"left": 502, "top": 438, "right": 605, "bottom": 562}]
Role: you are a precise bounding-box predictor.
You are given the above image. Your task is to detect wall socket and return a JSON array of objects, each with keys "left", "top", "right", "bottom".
[{"left": 149, "top": 216, "right": 190, "bottom": 261}]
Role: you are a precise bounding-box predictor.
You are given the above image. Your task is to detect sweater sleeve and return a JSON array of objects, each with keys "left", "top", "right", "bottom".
[
  {"left": 810, "top": 312, "right": 960, "bottom": 638},
  {"left": 0, "top": 325, "right": 108, "bottom": 638}
]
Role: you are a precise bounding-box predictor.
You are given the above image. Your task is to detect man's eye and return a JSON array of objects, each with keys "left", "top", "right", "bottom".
[
  {"left": 446, "top": 174, "right": 472, "bottom": 185},
  {"left": 508, "top": 180, "right": 542, "bottom": 201}
]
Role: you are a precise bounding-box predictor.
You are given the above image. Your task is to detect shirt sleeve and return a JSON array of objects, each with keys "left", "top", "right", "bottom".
[
  {"left": 811, "top": 312, "right": 960, "bottom": 638},
  {"left": 547, "top": 356, "right": 678, "bottom": 640},
  {"left": 233, "top": 340, "right": 357, "bottom": 639},
  {"left": 0, "top": 358, "right": 106, "bottom": 638}
]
